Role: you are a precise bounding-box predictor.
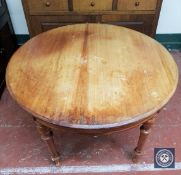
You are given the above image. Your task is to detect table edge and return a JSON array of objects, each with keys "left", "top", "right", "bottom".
[{"left": 5, "top": 24, "right": 179, "bottom": 130}]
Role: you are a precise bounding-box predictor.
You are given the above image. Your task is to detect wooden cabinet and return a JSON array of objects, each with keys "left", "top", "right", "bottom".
[
  {"left": 0, "top": 0, "right": 17, "bottom": 97},
  {"left": 22, "top": 0, "right": 162, "bottom": 38}
]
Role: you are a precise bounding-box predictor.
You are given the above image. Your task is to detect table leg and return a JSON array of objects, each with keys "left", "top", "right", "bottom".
[
  {"left": 35, "top": 120, "right": 61, "bottom": 166},
  {"left": 132, "top": 117, "right": 155, "bottom": 162}
]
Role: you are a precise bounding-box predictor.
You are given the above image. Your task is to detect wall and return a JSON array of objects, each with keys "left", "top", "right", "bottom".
[
  {"left": 6, "top": 0, "right": 181, "bottom": 35},
  {"left": 156, "top": 0, "right": 181, "bottom": 34},
  {"left": 6, "top": 0, "right": 29, "bottom": 34}
]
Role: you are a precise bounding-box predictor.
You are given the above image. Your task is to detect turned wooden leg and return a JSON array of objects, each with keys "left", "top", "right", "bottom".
[
  {"left": 35, "top": 120, "right": 61, "bottom": 166},
  {"left": 132, "top": 117, "right": 156, "bottom": 162}
]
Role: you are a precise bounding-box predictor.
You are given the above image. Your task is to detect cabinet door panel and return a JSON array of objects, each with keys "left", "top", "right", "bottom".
[
  {"left": 101, "top": 14, "right": 154, "bottom": 36},
  {"left": 29, "top": 15, "right": 94, "bottom": 36},
  {"left": 41, "top": 22, "right": 85, "bottom": 32}
]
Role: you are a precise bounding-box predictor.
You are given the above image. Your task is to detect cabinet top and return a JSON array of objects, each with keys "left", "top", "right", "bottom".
[{"left": 6, "top": 24, "right": 178, "bottom": 129}]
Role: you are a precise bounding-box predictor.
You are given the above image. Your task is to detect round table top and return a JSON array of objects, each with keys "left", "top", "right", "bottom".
[{"left": 6, "top": 24, "right": 178, "bottom": 129}]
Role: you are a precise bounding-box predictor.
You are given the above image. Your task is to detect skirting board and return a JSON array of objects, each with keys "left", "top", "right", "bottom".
[{"left": 155, "top": 34, "right": 181, "bottom": 50}]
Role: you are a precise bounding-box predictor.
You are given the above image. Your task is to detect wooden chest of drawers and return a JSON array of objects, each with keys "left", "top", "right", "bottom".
[{"left": 22, "top": 0, "right": 162, "bottom": 38}]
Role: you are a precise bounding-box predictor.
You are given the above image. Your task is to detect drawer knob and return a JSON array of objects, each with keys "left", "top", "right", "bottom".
[
  {"left": 135, "top": 1, "right": 140, "bottom": 6},
  {"left": 45, "top": 1, "right": 51, "bottom": 7},
  {"left": 90, "top": 2, "right": 95, "bottom": 7}
]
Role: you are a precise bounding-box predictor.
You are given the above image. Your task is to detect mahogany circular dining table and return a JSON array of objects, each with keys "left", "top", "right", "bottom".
[{"left": 6, "top": 24, "right": 178, "bottom": 166}]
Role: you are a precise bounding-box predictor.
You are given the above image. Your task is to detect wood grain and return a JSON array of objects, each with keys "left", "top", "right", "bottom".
[
  {"left": 27, "top": 0, "right": 68, "bottom": 12},
  {"left": 117, "top": 0, "right": 157, "bottom": 11},
  {"left": 6, "top": 24, "right": 178, "bottom": 129},
  {"left": 73, "top": 0, "right": 113, "bottom": 11}
]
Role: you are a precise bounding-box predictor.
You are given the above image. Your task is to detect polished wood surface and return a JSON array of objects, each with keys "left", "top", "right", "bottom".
[{"left": 6, "top": 24, "right": 178, "bottom": 129}]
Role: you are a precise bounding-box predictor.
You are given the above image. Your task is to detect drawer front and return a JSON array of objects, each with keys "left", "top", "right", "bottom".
[
  {"left": 101, "top": 14, "right": 155, "bottom": 36},
  {"left": 27, "top": 0, "right": 68, "bottom": 12},
  {"left": 73, "top": 0, "right": 113, "bottom": 11},
  {"left": 117, "top": 0, "right": 157, "bottom": 11}
]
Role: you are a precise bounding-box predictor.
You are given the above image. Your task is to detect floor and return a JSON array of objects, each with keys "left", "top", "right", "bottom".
[{"left": 0, "top": 51, "right": 181, "bottom": 175}]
